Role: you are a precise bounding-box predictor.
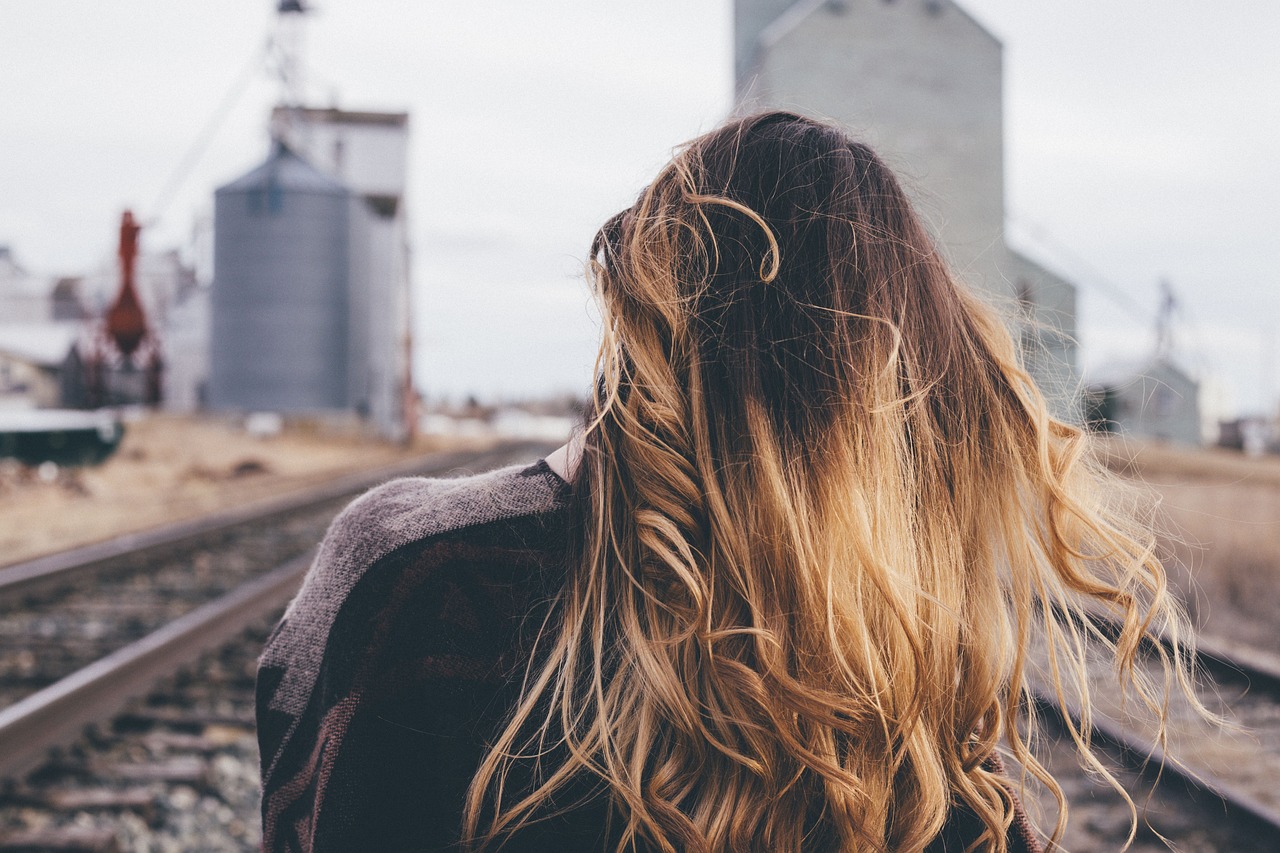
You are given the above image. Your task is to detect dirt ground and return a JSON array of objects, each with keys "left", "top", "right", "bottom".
[
  {"left": 0, "top": 413, "right": 485, "bottom": 567},
  {"left": 1096, "top": 437, "right": 1280, "bottom": 657},
  {"left": 2, "top": 418, "right": 1274, "bottom": 657}
]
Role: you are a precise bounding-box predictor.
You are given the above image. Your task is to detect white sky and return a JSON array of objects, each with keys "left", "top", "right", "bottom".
[{"left": 1, "top": 1, "right": 1277, "bottom": 414}]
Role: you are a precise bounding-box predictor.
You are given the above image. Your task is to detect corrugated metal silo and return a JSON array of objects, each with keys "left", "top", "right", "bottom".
[
  {"left": 273, "top": 106, "right": 413, "bottom": 440},
  {"left": 209, "top": 142, "right": 351, "bottom": 412}
]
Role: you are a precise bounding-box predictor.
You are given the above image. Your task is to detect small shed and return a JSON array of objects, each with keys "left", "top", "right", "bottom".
[
  {"left": 0, "top": 323, "right": 81, "bottom": 409},
  {"left": 1084, "top": 357, "right": 1201, "bottom": 445}
]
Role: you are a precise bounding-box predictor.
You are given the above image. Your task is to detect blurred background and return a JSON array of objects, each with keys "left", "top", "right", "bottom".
[{"left": 0, "top": 2, "right": 1277, "bottom": 851}]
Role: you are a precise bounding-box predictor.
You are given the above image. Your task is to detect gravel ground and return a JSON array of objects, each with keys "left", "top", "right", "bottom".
[
  {"left": 0, "top": 623, "right": 269, "bottom": 852},
  {"left": 3, "top": 434, "right": 1272, "bottom": 851}
]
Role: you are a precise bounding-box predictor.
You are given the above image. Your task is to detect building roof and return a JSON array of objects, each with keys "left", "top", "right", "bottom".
[
  {"left": 0, "top": 254, "right": 52, "bottom": 299},
  {"left": 270, "top": 105, "right": 409, "bottom": 127},
  {"left": 738, "top": 0, "right": 1001, "bottom": 88},
  {"left": 0, "top": 322, "right": 81, "bottom": 367},
  {"left": 218, "top": 141, "right": 349, "bottom": 195}
]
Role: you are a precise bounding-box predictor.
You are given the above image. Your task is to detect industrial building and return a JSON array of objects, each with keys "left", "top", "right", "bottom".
[
  {"left": 1, "top": 237, "right": 193, "bottom": 412},
  {"left": 0, "top": 246, "right": 85, "bottom": 410},
  {"left": 1, "top": 0, "right": 414, "bottom": 439},
  {"left": 1084, "top": 357, "right": 1201, "bottom": 446},
  {"left": 1084, "top": 285, "right": 1203, "bottom": 446},
  {"left": 736, "top": 0, "right": 1079, "bottom": 418},
  {"left": 0, "top": 324, "right": 80, "bottom": 409},
  {"left": 207, "top": 107, "right": 413, "bottom": 440},
  {"left": 0, "top": 246, "right": 57, "bottom": 324}
]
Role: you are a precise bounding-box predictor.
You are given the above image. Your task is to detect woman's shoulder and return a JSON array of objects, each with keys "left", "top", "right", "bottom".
[
  {"left": 258, "top": 456, "right": 571, "bottom": 719},
  {"left": 256, "top": 456, "right": 574, "bottom": 851},
  {"left": 314, "top": 455, "right": 570, "bottom": 577}
]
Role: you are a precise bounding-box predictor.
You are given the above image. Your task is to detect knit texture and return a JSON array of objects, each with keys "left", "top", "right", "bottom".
[
  {"left": 256, "top": 458, "right": 1043, "bottom": 852},
  {"left": 260, "top": 460, "right": 569, "bottom": 719}
]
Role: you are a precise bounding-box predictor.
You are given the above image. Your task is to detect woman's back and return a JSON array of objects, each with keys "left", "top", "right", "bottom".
[
  {"left": 259, "top": 112, "right": 1196, "bottom": 852},
  {"left": 257, "top": 459, "right": 1038, "bottom": 852}
]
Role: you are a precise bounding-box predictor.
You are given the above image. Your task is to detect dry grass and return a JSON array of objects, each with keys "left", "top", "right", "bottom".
[
  {"left": 1095, "top": 436, "right": 1280, "bottom": 654},
  {"left": 0, "top": 413, "right": 487, "bottom": 567}
]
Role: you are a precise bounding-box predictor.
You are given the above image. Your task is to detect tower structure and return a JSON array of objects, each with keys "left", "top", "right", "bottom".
[
  {"left": 736, "top": 0, "right": 1079, "bottom": 417},
  {"left": 272, "top": 105, "right": 414, "bottom": 439},
  {"left": 210, "top": 144, "right": 352, "bottom": 413},
  {"left": 207, "top": 0, "right": 413, "bottom": 439}
]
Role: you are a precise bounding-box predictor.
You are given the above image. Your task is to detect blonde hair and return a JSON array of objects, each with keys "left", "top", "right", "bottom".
[{"left": 463, "top": 112, "right": 1197, "bottom": 852}]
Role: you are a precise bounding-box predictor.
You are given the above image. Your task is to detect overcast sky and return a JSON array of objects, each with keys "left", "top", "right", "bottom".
[{"left": 1, "top": 1, "right": 1277, "bottom": 415}]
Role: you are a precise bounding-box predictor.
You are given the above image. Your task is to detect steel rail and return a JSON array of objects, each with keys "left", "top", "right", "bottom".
[
  {"left": 0, "top": 441, "right": 558, "bottom": 782},
  {"left": 0, "top": 551, "right": 311, "bottom": 780},
  {"left": 1026, "top": 681, "right": 1280, "bottom": 840},
  {"left": 0, "top": 440, "right": 551, "bottom": 604},
  {"left": 1031, "top": 610, "right": 1280, "bottom": 836},
  {"left": 1079, "top": 609, "right": 1280, "bottom": 698},
  {"left": 1173, "top": 633, "right": 1280, "bottom": 696}
]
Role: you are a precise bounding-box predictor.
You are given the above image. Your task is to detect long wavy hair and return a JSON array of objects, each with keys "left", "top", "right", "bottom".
[{"left": 463, "top": 112, "right": 1197, "bottom": 852}]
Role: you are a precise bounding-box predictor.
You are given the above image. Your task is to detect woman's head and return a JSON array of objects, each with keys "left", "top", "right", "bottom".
[
  {"left": 467, "top": 112, "right": 1193, "bottom": 853},
  {"left": 593, "top": 111, "right": 985, "bottom": 445},
  {"left": 588, "top": 111, "right": 1033, "bottom": 499}
]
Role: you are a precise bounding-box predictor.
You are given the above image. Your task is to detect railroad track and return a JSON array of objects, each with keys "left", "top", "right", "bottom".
[
  {"left": 0, "top": 441, "right": 556, "bottom": 850},
  {"left": 1024, "top": 615, "right": 1280, "bottom": 851},
  {"left": 0, "top": 440, "right": 555, "bottom": 718},
  {"left": 0, "top": 623, "right": 271, "bottom": 852},
  {"left": 1, "top": 446, "right": 1276, "bottom": 851},
  {"left": 0, "top": 440, "right": 556, "bottom": 606}
]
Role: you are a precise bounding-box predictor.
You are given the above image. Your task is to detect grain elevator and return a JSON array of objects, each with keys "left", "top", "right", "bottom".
[{"left": 208, "top": 107, "right": 413, "bottom": 440}]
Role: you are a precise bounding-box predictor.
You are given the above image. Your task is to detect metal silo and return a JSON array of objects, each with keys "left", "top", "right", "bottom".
[{"left": 209, "top": 142, "right": 351, "bottom": 412}]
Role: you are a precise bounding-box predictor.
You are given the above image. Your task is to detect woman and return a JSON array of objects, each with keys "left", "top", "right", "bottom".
[{"left": 257, "top": 112, "right": 1193, "bottom": 852}]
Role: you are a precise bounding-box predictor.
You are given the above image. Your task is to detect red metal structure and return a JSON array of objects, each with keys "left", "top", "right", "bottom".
[
  {"left": 83, "top": 211, "right": 163, "bottom": 407},
  {"left": 106, "top": 211, "right": 147, "bottom": 358}
]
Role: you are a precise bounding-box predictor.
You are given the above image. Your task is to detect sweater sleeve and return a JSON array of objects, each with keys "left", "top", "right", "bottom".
[
  {"left": 255, "top": 461, "right": 571, "bottom": 853},
  {"left": 921, "top": 754, "right": 1044, "bottom": 853}
]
